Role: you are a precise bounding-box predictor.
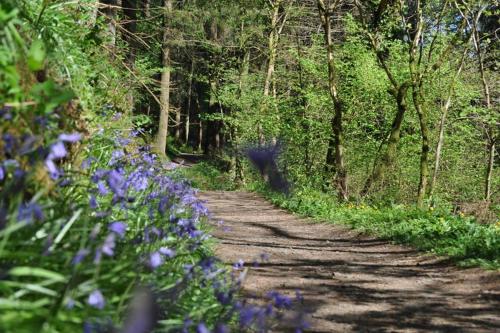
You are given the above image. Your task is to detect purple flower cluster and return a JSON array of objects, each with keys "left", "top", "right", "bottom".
[
  {"left": 2, "top": 108, "right": 308, "bottom": 333},
  {"left": 0, "top": 125, "right": 81, "bottom": 230}
]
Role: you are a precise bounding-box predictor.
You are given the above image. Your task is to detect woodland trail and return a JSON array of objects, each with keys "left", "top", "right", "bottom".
[{"left": 199, "top": 191, "right": 500, "bottom": 333}]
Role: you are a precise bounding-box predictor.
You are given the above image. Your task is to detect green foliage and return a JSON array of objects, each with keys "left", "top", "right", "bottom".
[
  {"left": 258, "top": 185, "right": 500, "bottom": 270},
  {"left": 177, "top": 161, "right": 237, "bottom": 191},
  {"left": 0, "top": 3, "right": 231, "bottom": 332}
]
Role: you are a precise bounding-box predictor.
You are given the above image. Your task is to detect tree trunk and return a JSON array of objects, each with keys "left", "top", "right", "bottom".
[
  {"left": 175, "top": 108, "right": 181, "bottom": 142},
  {"left": 429, "top": 25, "right": 473, "bottom": 196},
  {"left": 485, "top": 136, "right": 495, "bottom": 201},
  {"left": 155, "top": 0, "right": 173, "bottom": 155},
  {"left": 414, "top": 88, "right": 430, "bottom": 208},
  {"left": 263, "top": 2, "right": 280, "bottom": 97},
  {"left": 318, "top": 0, "right": 348, "bottom": 201},
  {"left": 296, "top": 31, "right": 311, "bottom": 176},
  {"left": 232, "top": 45, "right": 250, "bottom": 184},
  {"left": 259, "top": 0, "right": 286, "bottom": 146},
  {"left": 198, "top": 120, "right": 203, "bottom": 152},
  {"left": 362, "top": 84, "right": 409, "bottom": 196},
  {"left": 474, "top": 25, "right": 494, "bottom": 201},
  {"left": 144, "top": 0, "right": 150, "bottom": 18},
  {"left": 185, "top": 59, "right": 194, "bottom": 145},
  {"left": 100, "top": 0, "right": 118, "bottom": 49}
]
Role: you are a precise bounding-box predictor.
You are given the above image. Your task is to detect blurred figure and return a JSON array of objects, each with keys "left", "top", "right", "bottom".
[{"left": 244, "top": 143, "right": 290, "bottom": 195}]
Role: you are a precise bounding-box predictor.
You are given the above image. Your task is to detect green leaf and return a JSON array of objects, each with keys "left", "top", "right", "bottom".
[
  {"left": 8, "top": 267, "right": 66, "bottom": 282},
  {"left": 0, "top": 298, "right": 51, "bottom": 310},
  {"left": 27, "top": 39, "right": 46, "bottom": 71}
]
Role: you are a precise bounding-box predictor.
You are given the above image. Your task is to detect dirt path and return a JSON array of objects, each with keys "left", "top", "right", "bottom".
[{"left": 199, "top": 191, "right": 500, "bottom": 333}]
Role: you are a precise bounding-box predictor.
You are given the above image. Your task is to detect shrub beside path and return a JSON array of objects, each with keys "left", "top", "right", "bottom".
[{"left": 199, "top": 191, "right": 500, "bottom": 332}]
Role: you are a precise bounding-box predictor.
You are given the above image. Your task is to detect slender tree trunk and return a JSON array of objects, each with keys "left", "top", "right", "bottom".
[
  {"left": 198, "top": 121, "right": 203, "bottom": 152},
  {"left": 474, "top": 29, "right": 494, "bottom": 201},
  {"left": 414, "top": 88, "right": 430, "bottom": 207},
  {"left": 175, "top": 108, "right": 181, "bottom": 142},
  {"left": 429, "top": 26, "right": 473, "bottom": 196},
  {"left": 233, "top": 48, "right": 250, "bottom": 184},
  {"left": 318, "top": 0, "right": 348, "bottom": 201},
  {"left": 485, "top": 135, "right": 495, "bottom": 201},
  {"left": 458, "top": 5, "right": 494, "bottom": 201},
  {"left": 155, "top": 0, "right": 173, "bottom": 155},
  {"left": 185, "top": 59, "right": 194, "bottom": 145},
  {"left": 263, "top": 1, "right": 280, "bottom": 97},
  {"left": 259, "top": 0, "right": 286, "bottom": 146},
  {"left": 296, "top": 31, "right": 311, "bottom": 176},
  {"left": 100, "top": 0, "right": 118, "bottom": 48},
  {"left": 144, "top": 0, "right": 150, "bottom": 18},
  {"left": 362, "top": 84, "right": 409, "bottom": 196}
]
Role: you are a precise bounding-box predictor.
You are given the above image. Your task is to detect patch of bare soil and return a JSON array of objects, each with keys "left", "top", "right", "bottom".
[{"left": 199, "top": 191, "right": 500, "bottom": 333}]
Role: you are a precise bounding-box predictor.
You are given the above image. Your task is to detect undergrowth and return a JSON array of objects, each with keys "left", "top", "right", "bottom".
[
  {"left": 252, "top": 183, "right": 500, "bottom": 270},
  {"left": 0, "top": 3, "right": 307, "bottom": 332},
  {"left": 182, "top": 160, "right": 499, "bottom": 270}
]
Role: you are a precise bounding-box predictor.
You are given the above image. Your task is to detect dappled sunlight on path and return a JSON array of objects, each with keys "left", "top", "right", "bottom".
[{"left": 200, "top": 191, "right": 500, "bottom": 333}]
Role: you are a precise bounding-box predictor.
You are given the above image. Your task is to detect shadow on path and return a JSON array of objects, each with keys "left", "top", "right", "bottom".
[{"left": 200, "top": 191, "right": 500, "bottom": 333}]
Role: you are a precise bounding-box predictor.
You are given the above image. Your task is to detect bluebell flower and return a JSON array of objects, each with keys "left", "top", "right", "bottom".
[
  {"left": 239, "top": 305, "right": 258, "bottom": 328},
  {"left": 0, "top": 107, "right": 12, "bottom": 120},
  {"left": 72, "top": 248, "right": 90, "bottom": 265},
  {"left": 108, "top": 221, "right": 127, "bottom": 238},
  {"left": 107, "top": 169, "right": 125, "bottom": 197},
  {"left": 94, "top": 249, "right": 102, "bottom": 264},
  {"left": 58, "top": 133, "right": 81, "bottom": 143},
  {"left": 81, "top": 157, "right": 95, "bottom": 169},
  {"left": 127, "top": 170, "right": 149, "bottom": 192},
  {"left": 149, "top": 251, "right": 164, "bottom": 269},
  {"left": 45, "top": 159, "right": 60, "bottom": 179},
  {"left": 159, "top": 247, "right": 175, "bottom": 258},
  {"left": 158, "top": 195, "right": 170, "bottom": 215},
  {"left": 117, "top": 137, "right": 131, "bottom": 146},
  {"left": 91, "top": 169, "right": 107, "bottom": 183},
  {"left": 88, "top": 289, "right": 105, "bottom": 309},
  {"left": 2, "top": 133, "right": 16, "bottom": 154},
  {"left": 267, "top": 291, "right": 292, "bottom": 309},
  {"left": 216, "top": 292, "right": 232, "bottom": 306},
  {"left": 182, "top": 318, "right": 193, "bottom": 333},
  {"left": 89, "top": 196, "right": 98, "bottom": 209},
  {"left": 59, "top": 177, "right": 72, "bottom": 187},
  {"left": 17, "top": 202, "right": 44, "bottom": 223},
  {"left": 48, "top": 141, "right": 67, "bottom": 160},
  {"left": 109, "top": 149, "right": 125, "bottom": 166},
  {"left": 0, "top": 166, "right": 4, "bottom": 181},
  {"left": 197, "top": 323, "right": 210, "bottom": 333},
  {"left": 13, "top": 168, "right": 25, "bottom": 180},
  {"left": 102, "top": 233, "right": 116, "bottom": 256},
  {"left": 97, "top": 181, "right": 109, "bottom": 195},
  {"left": 214, "top": 324, "right": 229, "bottom": 333}
]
